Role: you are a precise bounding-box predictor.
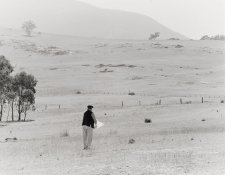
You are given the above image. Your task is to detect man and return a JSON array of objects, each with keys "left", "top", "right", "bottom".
[{"left": 82, "top": 105, "right": 97, "bottom": 150}]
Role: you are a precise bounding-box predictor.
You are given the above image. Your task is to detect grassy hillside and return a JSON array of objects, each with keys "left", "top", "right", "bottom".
[
  {"left": 0, "top": 29, "right": 225, "bottom": 175},
  {"left": 0, "top": 0, "right": 187, "bottom": 40}
]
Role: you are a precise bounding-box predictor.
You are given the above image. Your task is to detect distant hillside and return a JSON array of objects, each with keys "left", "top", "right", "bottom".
[{"left": 0, "top": 0, "right": 187, "bottom": 40}]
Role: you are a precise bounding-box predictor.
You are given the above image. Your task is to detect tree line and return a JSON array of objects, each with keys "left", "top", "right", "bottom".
[
  {"left": 0, "top": 55, "right": 37, "bottom": 122},
  {"left": 200, "top": 35, "right": 225, "bottom": 41}
]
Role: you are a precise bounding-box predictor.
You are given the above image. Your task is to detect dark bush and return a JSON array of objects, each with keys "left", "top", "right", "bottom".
[
  {"left": 128, "top": 92, "right": 135, "bottom": 96},
  {"left": 145, "top": 118, "right": 152, "bottom": 123}
]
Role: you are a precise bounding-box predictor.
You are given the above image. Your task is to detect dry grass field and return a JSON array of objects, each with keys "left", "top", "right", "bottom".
[{"left": 0, "top": 29, "right": 225, "bottom": 175}]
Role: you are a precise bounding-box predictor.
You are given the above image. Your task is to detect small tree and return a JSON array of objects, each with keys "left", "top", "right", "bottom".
[
  {"left": 14, "top": 72, "right": 37, "bottom": 121},
  {"left": 149, "top": 32, "right": 160, "bottom": 40},
  {"left": 22, "top": 20, "right": 36, "bottom": 37},
  {"left": 20, "top": 89, "right": 35, "bottom": 121},
  {"left": 5, "top": 76, "right": 17, "bottom": 121},
  {"left": 0, "top": 56, "right": 13, "bottom": 121}
]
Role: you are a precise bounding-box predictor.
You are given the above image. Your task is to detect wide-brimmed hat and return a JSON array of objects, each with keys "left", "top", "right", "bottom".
[{"left": 87, "top": 105, "right": 94, "bottom": 109}]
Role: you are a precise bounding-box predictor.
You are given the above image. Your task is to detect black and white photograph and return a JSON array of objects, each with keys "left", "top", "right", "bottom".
[{"left": 0, "top": 0, "right": 225, "bottom": 174}]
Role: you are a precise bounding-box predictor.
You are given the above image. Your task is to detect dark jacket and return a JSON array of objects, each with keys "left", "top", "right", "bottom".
[{"left": 82, "top": 110, "right": 94, "bottom": 128}]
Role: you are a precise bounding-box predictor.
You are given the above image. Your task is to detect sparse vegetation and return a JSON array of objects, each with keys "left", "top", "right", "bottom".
[
  {"left": 200, "top": 35, "right": 225, "bottom": 41},
  {"left": 11, "top": 40, "right": 71, "bottom": 56}
]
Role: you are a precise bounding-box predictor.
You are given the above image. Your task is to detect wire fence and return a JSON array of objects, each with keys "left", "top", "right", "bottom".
[{"left": 35, "top": 91, "right": 225, "bottom": 112}]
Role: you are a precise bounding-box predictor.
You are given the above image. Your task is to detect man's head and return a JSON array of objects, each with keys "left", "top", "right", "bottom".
[{"left": 87, "top": 105, "right": 94, "bottom": 110}]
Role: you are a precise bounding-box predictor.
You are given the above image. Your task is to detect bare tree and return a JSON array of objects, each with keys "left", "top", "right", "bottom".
[{"left": 22, "top": 20, "right": 36, "bottom": 37}]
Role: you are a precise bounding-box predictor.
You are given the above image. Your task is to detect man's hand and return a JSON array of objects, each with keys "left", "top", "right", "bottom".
[{"left": 94, "top": 123, "right": 97, "bottom": 129}]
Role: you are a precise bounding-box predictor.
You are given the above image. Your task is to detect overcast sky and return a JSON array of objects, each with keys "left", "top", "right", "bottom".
[{"left": 78, "top": 0, "right": 225, "bottom": 39}]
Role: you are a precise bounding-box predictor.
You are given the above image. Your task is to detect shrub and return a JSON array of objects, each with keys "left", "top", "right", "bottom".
[
  {"left": 128, "top": 92, "right": 135, "bottom": 96},
  {"left": 221, "top": 100, "right": 224, "bottom": 103},
  {"left": 128, "top": 138, "right": 135, "bottom": 144},
  {"left": 149, "top": 32, "right": 160, "bottom": 40},
  {"left": 145, "top": 118, "right": 152, "bottom": 123}
]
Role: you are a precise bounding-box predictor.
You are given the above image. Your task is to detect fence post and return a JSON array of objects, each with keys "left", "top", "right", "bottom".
[
  {"left": 122, "top": 101, "right": 123, "bottom": 108},
  {"left": 202, "top": 97, "right": 204, "bottom": 103}
]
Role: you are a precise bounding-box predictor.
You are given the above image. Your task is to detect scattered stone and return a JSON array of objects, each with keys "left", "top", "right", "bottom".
[
  {"left": 191, "top": 138, "right": 194, "bottom": 141},
  {"left": 201, "top": 119, "right": 206, "bottom": 122}
]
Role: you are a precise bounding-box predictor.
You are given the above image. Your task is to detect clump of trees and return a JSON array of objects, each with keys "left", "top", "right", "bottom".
[
  {"left": 0, "top": 55, "right": 37, "bottom": 122},
  {"left": 200, "top": 35, "right": 225, "bottom": 41},
  {"left": 149, "top": 32, "right": 160, "bottom": 40},
  {"left": 22, "top": 20, "right": 37, "bottom": 37}
]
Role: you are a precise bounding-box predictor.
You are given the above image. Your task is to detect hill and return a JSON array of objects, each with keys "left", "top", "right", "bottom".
[{"left": 0, "top": 0, "right": 187, "bottom": 40}]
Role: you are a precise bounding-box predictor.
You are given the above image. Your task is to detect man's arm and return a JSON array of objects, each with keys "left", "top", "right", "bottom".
[{"left": 91, "top": 113, "right": 97, "bottom": 125}]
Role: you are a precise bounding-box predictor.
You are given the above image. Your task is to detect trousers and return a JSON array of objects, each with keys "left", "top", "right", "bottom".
[{"left": 82, "top": 125, "right": 93, "bottom": 148}]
